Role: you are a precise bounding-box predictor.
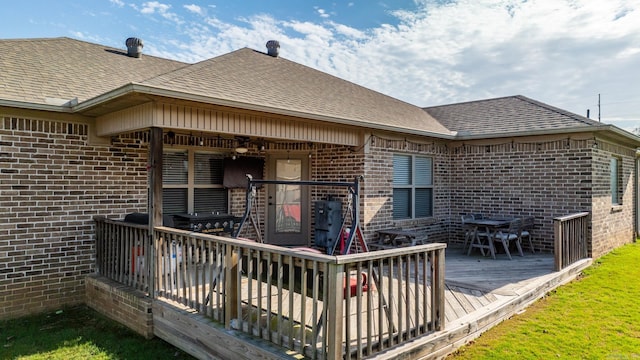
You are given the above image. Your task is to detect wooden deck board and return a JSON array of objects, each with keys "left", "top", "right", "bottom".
[
  {"left": 155, "top": 245, "right": 582, "bottom": 359},
  {"left": 159, "top": 247, "right": 553, "bottom": 334}
]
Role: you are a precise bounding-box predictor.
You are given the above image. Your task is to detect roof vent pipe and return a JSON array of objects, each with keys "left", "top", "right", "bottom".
[
  {"left": 126, "top": 37, "right": 144, "bottom": 58},
  {"left": 266, "top": 40, "right": 280, "bottom": 57}
]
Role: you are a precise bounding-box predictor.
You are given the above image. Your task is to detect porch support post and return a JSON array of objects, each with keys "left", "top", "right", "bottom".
[
  {"left": 326, "top": 262, "right": 344, "bottom": 360},
  {"left": 148, "top": 127, "right": 163, "bottom": 298}
]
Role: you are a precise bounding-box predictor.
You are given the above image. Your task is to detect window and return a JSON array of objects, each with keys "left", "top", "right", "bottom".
[
  {"left": 393, "top": 154, "right": 433, "bottom": 219},
  {"left": 163, "top": 150, "right": 227, "bottom": 215},
  {"left": 611, "top": 157, "right": 621, "bottom": 205}
]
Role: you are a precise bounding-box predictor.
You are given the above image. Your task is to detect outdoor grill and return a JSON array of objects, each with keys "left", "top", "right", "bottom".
[
  {"left": 123, "top": 212, "right": 238, "bottom": 235},
  {"left": 172, "top": 213, "right": 239, "bottom": 235}
]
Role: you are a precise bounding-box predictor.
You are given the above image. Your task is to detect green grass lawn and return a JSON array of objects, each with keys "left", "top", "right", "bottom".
[
  {"left": 449, "top": 242, "right": 640, "bottom": 359},
  {"left": 0, "top": 305, "right": 194, "bottom": 360}
]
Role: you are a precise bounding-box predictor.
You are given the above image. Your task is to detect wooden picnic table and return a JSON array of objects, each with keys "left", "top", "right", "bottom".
[
  {"left": 465, "top": 218, "right": 512, "bottom": 259},
  {"left": 370, "top": 229, "right": 427, "bottom": 250}
]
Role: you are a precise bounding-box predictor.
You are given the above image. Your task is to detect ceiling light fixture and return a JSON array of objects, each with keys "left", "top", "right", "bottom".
[
  {"left": 235, "top": 138, "right": 249, "bottom": 153},
  {"left": 235, "top": 145, "right": 248, "bottom": 154}
]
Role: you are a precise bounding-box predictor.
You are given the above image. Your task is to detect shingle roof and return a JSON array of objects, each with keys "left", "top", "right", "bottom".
[
  {"left": 0, "top": 37, "right": 187, "bottom": 105},
  {"left": 423, "top": 95, "right": 606, "bottom": 137},
  {"left": 141, "top": 48, "right": 451, "bottom": 136},
  {"left": 2, "top": 38, "right": 631, "bottom": 142},
  {"left": 0, "top": 38, "right": 451, "bottom": 137}
]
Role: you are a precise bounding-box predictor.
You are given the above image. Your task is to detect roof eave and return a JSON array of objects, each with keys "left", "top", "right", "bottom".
[
  {"left": 0, "top": 99, "right": 74, "bottom": 113},
  {"left": 455, "top": 125, "right": 640, "bottom": 146},
  {"left": 72, "top": 83, "right": 457, "bottom": 139}
]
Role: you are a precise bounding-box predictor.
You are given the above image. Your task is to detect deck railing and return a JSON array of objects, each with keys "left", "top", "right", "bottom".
[
  {"left": 157, "top": 226, "right": 446, "bottom": 359},
  {"left": 93, "top": 218, "right": 446, "bottom": 359},
  {"left": 94, "top": 216, "right": 151, "bottom": 292},
  {"left": 553, "top": 212, "right": 589, "bottom": 271}
]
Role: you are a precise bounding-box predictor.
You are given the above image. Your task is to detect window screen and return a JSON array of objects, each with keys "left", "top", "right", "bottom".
[
  {"left": 392, "top": 154, "right": 433, "bottom": 219},
  {"left": 611, "top": 157, "right": 620, "bottom": 205}
]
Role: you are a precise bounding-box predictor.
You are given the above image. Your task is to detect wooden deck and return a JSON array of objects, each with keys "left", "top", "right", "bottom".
[
  {"left": 152, "top": 244, "right": 592, "bottom": 359},
  {"left": 379, "top": 246, "right": 591, "bottom": 359}
]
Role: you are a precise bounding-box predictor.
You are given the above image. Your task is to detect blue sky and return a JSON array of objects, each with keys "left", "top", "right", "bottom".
[{"left": 2, "top": 0, "right": 640, "bottom": 132}]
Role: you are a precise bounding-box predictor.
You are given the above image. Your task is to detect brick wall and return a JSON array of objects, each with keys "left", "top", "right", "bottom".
[
  {"left": 449, "top": 137, "right": 637, "bottom": 255},
  {"left": 0, "top": 116, "right": 148, "bottom": 320},
  {"left": 363, "top": 135, "right": 637, "bottom": 256},
  {"left": 363, "top": 136, "right": 450, "bottom": 244},
  {"left": 85, "top": 274, "right": 153, "bottom": 339},
  {"left": 590, "top": 141, "right": 636, "bottom": 258}
]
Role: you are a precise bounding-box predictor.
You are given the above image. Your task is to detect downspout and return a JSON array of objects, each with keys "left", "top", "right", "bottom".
[{"left": 447, "top": 142, "right": 453, "bottom": 242}]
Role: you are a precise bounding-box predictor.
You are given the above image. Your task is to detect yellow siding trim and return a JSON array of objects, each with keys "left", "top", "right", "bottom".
[{"left": 96, "top": 102, "right": 361, "bottom": 146}]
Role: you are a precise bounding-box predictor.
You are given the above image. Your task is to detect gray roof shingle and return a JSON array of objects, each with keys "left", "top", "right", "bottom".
[
  {"left": 0, "top": 38, "right": 451, "bottom": 136},
  {"left": 423, "top": 95, "right": 606, "bottom": 137},
  {"left": 141, "top": 48, "right": 451, "bottom": 136},
  {"left": 0, "top": 37, "right": 187, "bottom": 105},
  {"left": 1, "top": 38, "right": 631, "bottom": 142}
]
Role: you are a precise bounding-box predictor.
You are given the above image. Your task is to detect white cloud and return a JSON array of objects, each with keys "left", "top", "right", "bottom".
[
  {"left": 330, "top": 22, "right": 366, "bottom": 39},
  {"left": 69, "top": 31, "right": 106, "bottom": 44},
  {"left": 315, "top": 7, "right": 330, "bottom": 18},
  {"left": 184, "top": 4, "right": 204, "bottom": 16},
  {"left": 109, "top": 0, "right": 124, "bottom": 7},
  {"left": 140, "top": 1, "right": 169, "bottom": 14},
  {"left": 139, "top": 0, "right": 640, "bottom": 124},
  {"left": 285, "top": 20, "right": 334, "bottom": 39},
  {"left": 139, "top": 1, "right": 182, "bottom": 24}
]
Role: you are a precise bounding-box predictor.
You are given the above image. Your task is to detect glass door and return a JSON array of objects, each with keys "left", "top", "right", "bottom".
[{"left": 267, "top": 155, "right": 309, "bottom": 246}]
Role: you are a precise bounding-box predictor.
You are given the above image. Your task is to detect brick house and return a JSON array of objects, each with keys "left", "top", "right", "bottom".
[{"left": 1, "top": 37, "right": 639, "bottom": 320}]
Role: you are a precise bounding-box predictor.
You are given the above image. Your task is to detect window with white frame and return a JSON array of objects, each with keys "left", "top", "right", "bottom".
[
  {"left": 162, "top": 150, "right": 227, "bottom": 215},
  {"left": 392, "top": 154, "right": 433, "bottom": 219},
  {"left": 610, "top": 156, "right": 621, "bottom": 205}
]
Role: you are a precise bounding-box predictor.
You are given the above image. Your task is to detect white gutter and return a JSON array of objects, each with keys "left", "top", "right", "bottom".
[
  {"left": 454, "top": 125, "right": 611, "bottom": 140},
  {"left": 0, "top": 99, "right": 74, "bottom": 113},
  {"left": 71, "top": 83, "right": 459, "bottom": 140},
  {"left": 6, "top": 84, "right": 639, "bottom": 146}
]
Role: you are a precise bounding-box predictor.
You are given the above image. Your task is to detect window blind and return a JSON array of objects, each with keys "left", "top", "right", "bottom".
[
  {"left": 195, "top": 153, "right": 224, "bottom": 185},
  {"left": 393, "top": 154, "right": 411, "bottom": 185},
  {"left": 163, "top": 188, "right": 187, "bottom": 214},
  {"left": 163, "top": 152, "right": 188, "bottom": 185},
  {"left": 194, "top": 188, "right": 228, "bottom": 213}
]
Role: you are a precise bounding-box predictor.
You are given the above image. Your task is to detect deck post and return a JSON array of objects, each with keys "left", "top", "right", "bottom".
[
  {"left": 554, "top": 218, "right": 562, "bottom": 271},
  {"left": 326, "top": 262, "right": 344, "bottom": 360},
  {"left": 225, "top": 243, "right": 239, "bottom": 328},
  {"left": 431, "top": 247, "right": 445, "bottom": 331}
]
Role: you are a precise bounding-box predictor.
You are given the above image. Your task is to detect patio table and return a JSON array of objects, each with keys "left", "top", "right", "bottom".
[
  {"left": 465, "top": 218, "right": 512, "bottom": 259},
  {"left": 370, "top": 229, "right": 426, "bottom": 250}
]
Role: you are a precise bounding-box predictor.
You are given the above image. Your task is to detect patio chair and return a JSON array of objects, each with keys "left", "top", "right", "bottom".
[
  {"left": 492, "top": 218, "right": 524, "bottom": 260},
  {"left": 520, "top": 216, "right": 535, "bottom": 253}
]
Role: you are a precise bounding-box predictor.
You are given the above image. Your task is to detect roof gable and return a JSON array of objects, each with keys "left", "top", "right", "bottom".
[{"left": 141, "top": 47, "right": 452, "bottom": 136}]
